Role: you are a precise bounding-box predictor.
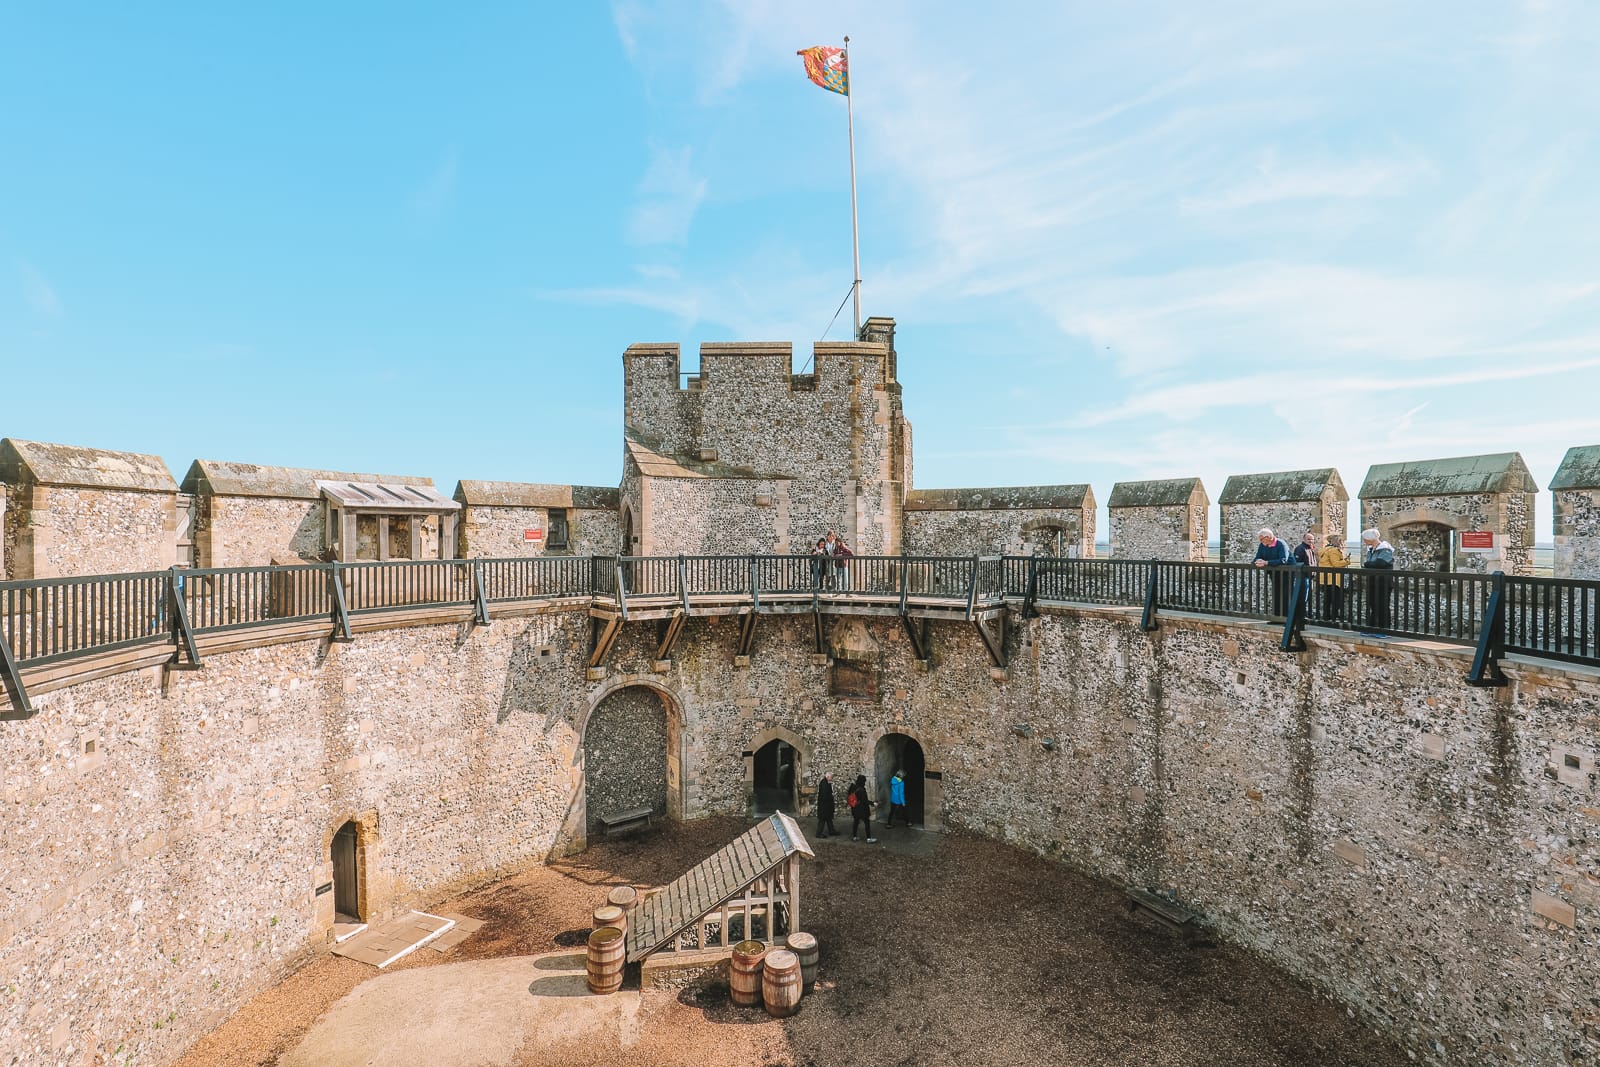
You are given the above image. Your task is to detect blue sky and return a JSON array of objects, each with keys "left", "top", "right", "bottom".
[{"left": 3, "top": 3, "right": 1597, "bottom": 541}]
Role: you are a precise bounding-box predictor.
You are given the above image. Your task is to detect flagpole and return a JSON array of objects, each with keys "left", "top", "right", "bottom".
[{"left": 844, "top": 35, "right": 861, "bottom": 338}]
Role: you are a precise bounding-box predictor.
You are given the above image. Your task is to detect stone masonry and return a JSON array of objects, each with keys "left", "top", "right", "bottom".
[
  {"left": 0, "top": 438, "right": 178, "bottom": 580},
  {"left": 1108, "top": 477, "right": 1209, "bottom": 561},
  {"left": 1360, "top": 453, "right": 1538, "bottom": 575},
  {"left": 1218, "top": 468, "right": 1348, "bottom": 563},
  {"left": 903, "top": 485, "right": 1096, "bottom": 557},
  {"left": 4, "top": 603, "right": 1598, "bottom": 1065},
  {"left": 1552, "top": 444, "right": 1600, "bottom": 579},
  {"left": 455, "top": 481, "right": 620, "bottom": 558}
]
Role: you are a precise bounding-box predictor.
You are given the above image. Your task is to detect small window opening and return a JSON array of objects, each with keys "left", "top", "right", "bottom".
[
  {"left": 1565, "top": 753, "right": 1582, "bottom": 770},
  {"left": 547, "top": 508, "right": 570, "bottom": 550},
  {"left": 84, "top": 739, "right": 97, "bottom": 755}
]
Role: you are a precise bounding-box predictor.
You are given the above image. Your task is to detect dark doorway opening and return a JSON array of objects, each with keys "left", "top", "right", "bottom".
[
  {"left": 332, "top": 820, "right": 361, "bottom": 922},
  {"left": 874, "top": 733, "right": 926, "bottom": 824},
  {"left": 753, "top": 739, "right": 799, "bottom": 813}
]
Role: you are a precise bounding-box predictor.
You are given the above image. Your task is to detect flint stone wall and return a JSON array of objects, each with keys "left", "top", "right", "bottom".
[
  {"left": 583, "top": 686, "right": 669, "bottom": 832},
  {"left": 1362, "top": 493, "right": 1535, "bottom": 575},
  {"left": 1554, "top": 489, "right": 1600, "bottom": 579},
  {"left": 4, "top": 603, "right": 1598, "bottom": 1065},
  {"left": 196, "top": 495, "right": 327, "bottom": 567},
  {"left": 903, "top": 486, "right": 1095, "bottom": 557},
  {"left": 643, "top": 477, "right": 789, "bottom": 555},
  {"left": 459, "top": 505, "right": 619, "bottom": 558},
  {"left": 1109, "top": 504, "right": 1208, "bottom": 561},
  {"left": 4, "top": 485, "right": 177, "bottom": 579}
]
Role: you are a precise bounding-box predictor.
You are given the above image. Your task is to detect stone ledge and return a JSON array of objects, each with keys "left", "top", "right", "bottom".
[{"left": 639, "top": 948, "right": 730, "bottom": 991}]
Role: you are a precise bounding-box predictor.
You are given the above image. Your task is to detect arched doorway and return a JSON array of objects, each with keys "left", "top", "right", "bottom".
[
  {"left": 874, "top": 733, "right": 926, "bottom": 825},
  {"left": 1024, "top": 524, "right": 1069, "bottom": 557},
  {"left": 583, "top": 685, "right": 672, "bottom": 835},
  {"left": 753, "top": 739, "right": 800, "bottom": 813},
  {"left": 1391, "top": 521, "right": 1453, "bottom": 572},
  {"left": 332, "top": 820, "right": 362, "bottom": 922}
]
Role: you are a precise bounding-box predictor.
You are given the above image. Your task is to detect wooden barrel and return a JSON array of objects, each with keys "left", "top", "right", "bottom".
[
  {"left": 586, "top": 927, "right": 625, "bottom": 995},
  {"left": 607, "top": 885, "right": 638, "bottom": 912},
  {"left": 593, "top": 904, "right": 626, "bottom": 938},
  {"left": 762, "top": 948, "right": 802, "bottom": 1018},
  {"left": 730, "top": 940, "right": 767, "bottom": 1007},
  {"left": 786, "top": 932, "right": 818, "bottom": 993}
]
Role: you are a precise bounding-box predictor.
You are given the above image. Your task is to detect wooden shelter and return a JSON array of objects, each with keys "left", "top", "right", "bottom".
[{"left": 625, "top": 812, "right": 814, "bottom": 963}]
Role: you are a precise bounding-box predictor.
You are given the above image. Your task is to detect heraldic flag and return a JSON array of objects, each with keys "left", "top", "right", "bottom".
[{"left": 796, "top": 45, "right": 848, "bottom": 95}]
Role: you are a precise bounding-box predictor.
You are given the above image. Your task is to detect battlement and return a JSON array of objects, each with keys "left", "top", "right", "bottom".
[{"left": 623, "top": 338, "right": 889, "bottom": 403}]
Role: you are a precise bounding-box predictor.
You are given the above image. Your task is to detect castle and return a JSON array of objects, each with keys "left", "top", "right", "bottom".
[{"left": 2, "top": 319, "right": 1599, "bottom": 1065}]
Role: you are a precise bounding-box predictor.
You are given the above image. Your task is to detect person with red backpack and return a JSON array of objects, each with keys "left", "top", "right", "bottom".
[{"left": 846, "top": 773, "right": 876, "bottom": 843}]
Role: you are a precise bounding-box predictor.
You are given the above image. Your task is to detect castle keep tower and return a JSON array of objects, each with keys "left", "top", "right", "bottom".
[{"left": 620, "top": 318, "right": 910, "bottom": 556}]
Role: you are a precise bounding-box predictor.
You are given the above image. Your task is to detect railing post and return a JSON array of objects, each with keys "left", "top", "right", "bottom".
[
  {"left": 898, "top": 555, "right": 910, "bottom": 616},
  {"left": 1467, "top": 570, "right": 1508, "bottom": 687},
  {"left": 167, "top": 566, "right": 202, "bottom": 669},
  {"left": 749, "top": 555, "right": 760, "bottom": 612},
  {"left": 1140, "top": 559, "right": 1160, "bottom": 632},
  {"left": 615, "top": 559, "right": 630, "bottom": 622},
  {"left": 328, "top": 561, "right": 353, "bottom": 642},
  {"left": 0, "top": 621, "right": 33, "bottom": 717},
  {"left": 1023, "top": 555, "right": 1039, "bottom": 619},
  {"left": 1280, "top": 566, "right": 1309, "bottom": 653},
  {"left": 472, "top": 559, "right": 490, "bottom": 627},
  {"left": 677, "top": 554, "right": 689, "bottom": 615},
  {"left": 964, "top": 556, "right": 980, "bottom": 621}
]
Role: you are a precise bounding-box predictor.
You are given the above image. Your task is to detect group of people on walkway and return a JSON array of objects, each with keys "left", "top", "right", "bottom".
[
  {"left": 809, "top": 528, "right": 855, "bottom": 590},
  {"left": 812, "top": 768, "right": 909, "bottom": 843},
  {"left": 1252, "top": 526, "right": 1396, "bottom": 636}
]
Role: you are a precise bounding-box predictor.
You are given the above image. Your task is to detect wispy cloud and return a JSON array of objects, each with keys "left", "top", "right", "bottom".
[
  {"left": 18, "top": 260, "right": 61, "bottom": 316},
  {"left": 1181, "top": 150, "right": 1430, "bottom": 213},
  {"left": 628, "top": 144, "right": 708, "bottom": 245}
]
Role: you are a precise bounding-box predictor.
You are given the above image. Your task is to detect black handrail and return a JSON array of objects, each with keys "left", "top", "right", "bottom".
[{"left": 2, "top": 556, "right": 1595, "bottom": 707}]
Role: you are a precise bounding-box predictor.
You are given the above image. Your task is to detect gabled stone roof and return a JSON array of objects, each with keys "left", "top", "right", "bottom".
[
  {"left": 0, "top": 438, "right": 176, "bottom": 493},
  {"left": 1360, "top": 453, "right": 1538, "bottom": 498},
  {"left": 1550, "top": 445, "right": 1600, "bottom": 491},
  {"left": 1108, "top": 477, "right": 1208, "bottom": 508},
  {"left": 626, "top": 813, "right": 813, "bottom": 963},
  {"left": 182, "top": 460, "right": 431, "bottom": 500},
  {"left": 454, "top": 481, "right": 619, "bottom": 509},
  {"left": 905, "top": 485, "right": 1093, "bottom": 511},
  {"left": 1219, "top": 468, "right": 1346, "bottom": 505}
]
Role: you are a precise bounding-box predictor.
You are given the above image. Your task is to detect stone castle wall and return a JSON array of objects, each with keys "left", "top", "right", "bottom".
[
  {"left": 1220, "top": 493, "right": 1348, "bottom": 563},
  {"left": 459, "top": 504, "right": 619, "bottom": 558},
  {"left": 4, "top": 485, "right": 176, "bottom": 579},
  {"left": 1555, "top": 488, "right": 1600, "bottom": 579},
  {"left": 1110, "top": 503, "right": 1208, "bottom": 561},
  {"left": 1362, "top": 493, "right": 1536, "bottom": 575},
  {"left": 623, "top": 343, "right": 904, "bottom": 554},
  {"left": 4, "top": 604, "right": 1599, "bottom": 1064},
  {"left": 641, "top": 477, "right": 789, "bottom": 556},
  {"left": 196, "top": 495, "right": 327, "bottom": 567}
]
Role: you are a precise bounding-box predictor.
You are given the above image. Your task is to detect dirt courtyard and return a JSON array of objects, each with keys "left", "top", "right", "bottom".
[{"left": 178, "top": 817, "right": 1410, "bottom": 1067}]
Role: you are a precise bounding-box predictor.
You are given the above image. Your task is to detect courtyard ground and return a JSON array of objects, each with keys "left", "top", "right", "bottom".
[{"left": 176, "top": 817, "right": 1411, "bottom": 1067}]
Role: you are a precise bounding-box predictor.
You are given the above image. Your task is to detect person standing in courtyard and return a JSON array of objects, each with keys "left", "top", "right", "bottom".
[
  {"left": 847, "top": 773, "right": 876, "bottom": 842},
  {"left": 1360, "top": 528, "right": 1395, "bottom": 635},
  {"left": 815, "top": 771, "right": 837, "bottom": 838},
  {"left": 885, "top": 768, "right": 909, "bottom": 828},
  {"left": 1317, "top": 533, "right": 1350, "bottom": 622}
]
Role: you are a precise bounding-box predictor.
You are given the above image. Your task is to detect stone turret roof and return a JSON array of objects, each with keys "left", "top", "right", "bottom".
[
  {"left": 905, "top": 485, "right": 1093, "bottom": 511},
  {"left": 1108, "top": 477, "right": 1208, "bottom": 509},
  {"left": 0, "top": 438, "right": 176, "bottom": 493},
  {"left": 1550, "top": 445, "right": 1600, "bottom": 490},
  {"left": 454, "top": 481, "right": 619, "bottom": 509},
  {"left": 182, "top": 460, "right": 431, "bottom": 500},
  {"left": 1360, "top": 453, "right": 1538, "bottom": 498},
  {"left": 1219, "top": 468, "right": 1346, "bottom": 505}
]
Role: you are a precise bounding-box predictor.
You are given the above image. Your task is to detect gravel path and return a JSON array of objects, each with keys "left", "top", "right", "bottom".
[{"left": 177, "top": 817, "right": 1409, "bottom": 1067}]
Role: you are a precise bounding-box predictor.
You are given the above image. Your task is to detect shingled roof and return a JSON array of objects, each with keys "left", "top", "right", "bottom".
[
  {"left": 1219, "top": 468, "right": 1346, "bottom": 505},
  {"left": 625, "top": 812, "right": 813, "bottom": 963},
  {"left": 454, "top": 480, "right": 619, "bottom": 509},
  {"left": 905, "top": 485, "right": 1093, "bottom": 511},
  {"left": 1551, "top": 445, "right": 1600, "bottom": 491},
  {"left": 0, "top": 438, "right": 176, "bottom": 493},
  {"left": 183, "top": 460, "right": 431, "bottom": 499},
  {"left": 1108, "top": 477, "right": 1207, "bottom": 509},
  {"left": 1360, "top": 453, "right": 1537, "bottom": 498}
]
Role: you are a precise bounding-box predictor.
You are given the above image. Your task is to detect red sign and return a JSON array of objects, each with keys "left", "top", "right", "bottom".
[
  {"left": 524, "top": 529, "right": 543, "bottom": 543},
  {"left": 1460, "top": 531, "right": 1493, "bottom": 550}
]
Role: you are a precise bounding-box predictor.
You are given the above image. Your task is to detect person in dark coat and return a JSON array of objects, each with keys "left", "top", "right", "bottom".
[
  {"left": 815, "top": 771, "right": 837, "bottom": 838},
  {"left": 1253, "top": 527, "right": 1294, "bottom": 617},
  {"left": 1291, "top": 531, "right": 1318, "bottom": 619},
  {"left": 1360, "top": 528, "right": 1396, "bottom": 635},
  {"left": 847, "top": 773, "right": 876, "bottom": 843}
]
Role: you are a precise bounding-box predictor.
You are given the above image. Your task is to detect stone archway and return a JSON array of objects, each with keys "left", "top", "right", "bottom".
[
  {"left": 320, "top": 810, "right": 379, "bottom": 931},
  {"left": 581, "top": 683, "right": 683, "bottom": 836},
  {"left": 746, "top": 725, "right": 808, "bottom": 816},
  {"left": 861, "top": 727, "right": 944, "bottom": 831},
  {"left": 1390, "top": 521, "right": 1454, "bottom": 572}
]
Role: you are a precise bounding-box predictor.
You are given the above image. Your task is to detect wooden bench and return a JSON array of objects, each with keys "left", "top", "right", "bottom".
[
  {"left": 1127, "top": 889, "right": 1197, "bottom": 943},
  {"left": 598, "top": 806, "right": 654, "bottom": 838}
]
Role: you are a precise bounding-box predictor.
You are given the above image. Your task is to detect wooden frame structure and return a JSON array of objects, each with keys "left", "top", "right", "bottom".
[{"left": 625, "top": 812, "right": 813, "bottom": 963}]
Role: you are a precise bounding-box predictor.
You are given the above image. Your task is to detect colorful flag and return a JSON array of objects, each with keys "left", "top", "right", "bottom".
[{"left": 796, "top": 45, "right": 848, "bottom": 96}]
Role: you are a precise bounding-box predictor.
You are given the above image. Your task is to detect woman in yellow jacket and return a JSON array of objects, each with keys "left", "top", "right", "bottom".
[{"left": 1317, "top": 534, "right": 1351, "bottom": 622}]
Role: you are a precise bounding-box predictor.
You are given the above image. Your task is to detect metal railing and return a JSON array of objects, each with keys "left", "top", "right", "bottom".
[{"left": 4, "top": 554, "right": 1598, "bottom": 715}]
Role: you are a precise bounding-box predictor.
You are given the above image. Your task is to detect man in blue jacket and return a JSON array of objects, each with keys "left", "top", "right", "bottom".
[
  {"left": 885, "top": 768, "right": 909, "bottom": 828},
  {"left": 1252, "top": 527, "right": 1294, "bottom": 618}
]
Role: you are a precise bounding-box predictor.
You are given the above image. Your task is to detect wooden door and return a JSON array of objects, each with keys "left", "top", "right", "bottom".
[{"left": 333, "top": 822, "right": 360, "bottom": 919}]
